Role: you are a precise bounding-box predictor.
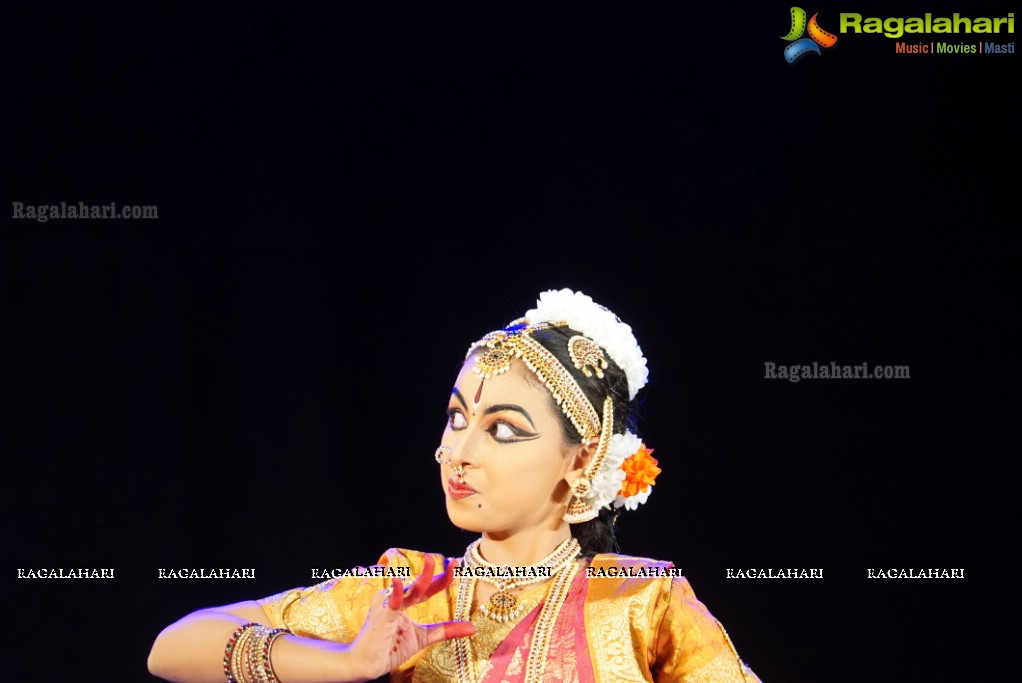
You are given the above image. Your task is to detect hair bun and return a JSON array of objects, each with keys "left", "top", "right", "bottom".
[{"left": 524, "top": 288, "right": 649, "bottom": 400}]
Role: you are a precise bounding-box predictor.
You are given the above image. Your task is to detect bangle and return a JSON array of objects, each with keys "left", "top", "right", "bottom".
[
  {"left": 248, "top": 627, "right": 270, "bottom": 683},
  {"left": 260, "top": 628, "right": 291, "bottom": 683},
  {"left": 224, "top": 623, "right": 259, "bottom": 683},
  {"left": 234, "top": 625, "right": 259, "bottom": 683},
  {"left": 223, "top": 622, "right": 292, "bottom": 683}
]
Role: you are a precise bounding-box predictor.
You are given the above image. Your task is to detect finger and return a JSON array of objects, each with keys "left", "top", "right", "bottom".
[
  {"left": 423, "top": 620, "right": 476, "bottom": 645},
  {"left": 423, "top": 557, "right": 458, "bottom": 599},
  {"left": 388, "top": 577, "right": 404, "bottom": 610},
  {"left": 405, "top": 554, "right": 436, "bottom": 604}
]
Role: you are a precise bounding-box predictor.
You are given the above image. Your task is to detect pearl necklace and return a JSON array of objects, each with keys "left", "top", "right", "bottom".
[
  {"left": 453, "top": 542, "right": 580, "bottom": 683},
  {"left": 462, "top": 537, "right": 580, "bottom": 622}
]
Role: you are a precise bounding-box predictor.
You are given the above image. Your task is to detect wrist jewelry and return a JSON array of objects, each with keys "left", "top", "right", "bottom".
[
  {"left": 224, "top": 623, "right": 258, "bottom": 683},
  {"left": 223, "top": 622, "right": 291, "bottom": 683},
  {"left": 257, "top": 627, "right": 290, "bottom": 683}
]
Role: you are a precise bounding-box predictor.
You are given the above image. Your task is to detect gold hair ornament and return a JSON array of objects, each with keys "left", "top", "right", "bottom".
[
  {"left": 465, "top": 319, "right": 624, "bottom": 524},
  {"left": 466, "top": 321, "right": 601, "bottom": 442},
  {"left": 568, "top": 335, "right": 608, "bottom": 378}
]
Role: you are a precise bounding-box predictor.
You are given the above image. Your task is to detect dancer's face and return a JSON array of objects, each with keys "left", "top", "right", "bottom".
[{"left": 440, "top": 356, "right": 583, "bottom": 536}]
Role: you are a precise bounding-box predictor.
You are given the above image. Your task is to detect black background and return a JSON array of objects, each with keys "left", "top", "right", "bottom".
[{"left": 2, "top": 2, "right": 1015, "bottom": 681}]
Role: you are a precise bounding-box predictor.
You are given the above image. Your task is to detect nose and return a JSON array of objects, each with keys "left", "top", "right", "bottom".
[{"left": 446, "top": 432, "right": 481, "bottom": 470}]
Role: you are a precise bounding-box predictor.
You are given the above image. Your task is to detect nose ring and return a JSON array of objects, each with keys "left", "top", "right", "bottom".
[{"left": 435, "top": 445, "right": 452, "bottom": 464}]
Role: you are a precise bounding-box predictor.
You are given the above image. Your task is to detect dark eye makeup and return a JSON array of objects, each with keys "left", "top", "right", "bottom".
[{"left": 445, "top": 407, "right": 539, "bottom": 442}]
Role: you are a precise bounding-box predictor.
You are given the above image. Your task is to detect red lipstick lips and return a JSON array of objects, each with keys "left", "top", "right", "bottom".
[{"left": 447, "top": 478, "right": 478, "bottom": 499}]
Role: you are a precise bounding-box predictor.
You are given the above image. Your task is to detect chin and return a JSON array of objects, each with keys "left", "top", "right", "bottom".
[{"left": 445, "top": 503, "right": 483, "bottom": 532}]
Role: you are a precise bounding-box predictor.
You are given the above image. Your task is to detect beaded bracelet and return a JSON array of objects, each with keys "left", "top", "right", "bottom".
[
  {"left": 224, "top": 623, "right": 259, "bottom": 683},
  {"left": 223, "top": 623, "right": 292, "bottom": 683},
  {"left": 258, "top": 628, "right": 290, "bottom": 683},
  {"left": 233, "top": 626, "right": 259, "bottom": 683}
]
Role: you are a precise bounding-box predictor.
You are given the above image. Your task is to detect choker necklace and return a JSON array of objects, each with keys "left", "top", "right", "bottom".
[
  {"left": 462, "top": 537, "right": 580, "bottom": 622},
  {"left": 454, "top": 537, "right": 582, "bottom": 683}
]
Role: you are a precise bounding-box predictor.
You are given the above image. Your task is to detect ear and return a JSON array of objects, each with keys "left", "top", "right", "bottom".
[{"left": 565, "top": 438, "right": 599, "bottom": 484}]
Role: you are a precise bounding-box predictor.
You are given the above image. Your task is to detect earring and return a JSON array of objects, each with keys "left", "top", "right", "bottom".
[
  {"left": 435, "top": 446, "right": 452, "bottom": 464},
  {"left": 570, "top": 478, "right": 592, "bottom": 497},
  {"left": 563, "top": 496, "right": 597, "bottom": 524},
  {"left": 563, "top": 478, "right": 597, "bottom": 523},
  {"left": 564, "top": 397, "right": 613, "bottom": 524}
]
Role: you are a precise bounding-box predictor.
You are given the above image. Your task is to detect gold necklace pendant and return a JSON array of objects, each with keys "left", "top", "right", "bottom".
[
  {"left": 454, "top": 561, "right": 581, "bottom": 683},
  {"left": 461, "top": 536, "right": 582, "bottom": 625},
  {"left": 478, "top": 584, "right": 523, "bottom": 623}
]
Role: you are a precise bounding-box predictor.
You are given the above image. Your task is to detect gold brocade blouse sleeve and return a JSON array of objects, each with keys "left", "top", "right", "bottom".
[
  {"left": 650, "top": 577, "right": 761, "bottom": 683},
  {"left": 256, "top": 548, "right": 450, "bottom": 643}
]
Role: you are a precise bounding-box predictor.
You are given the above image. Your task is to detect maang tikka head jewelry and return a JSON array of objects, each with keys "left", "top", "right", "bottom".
[
  {"left": 462, "top": 289, "right": 659, "bottom": 523},
  {"left": 466, "top": 319, "right": 615, "bottom": 524},
  {"left": 466, "top": 321, "right": 602, "bottom": 442}
]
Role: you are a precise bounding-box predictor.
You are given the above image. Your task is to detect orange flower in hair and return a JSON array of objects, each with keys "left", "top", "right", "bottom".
[{"left": 617, "top": 444, "right": 660, "bottom": 499}]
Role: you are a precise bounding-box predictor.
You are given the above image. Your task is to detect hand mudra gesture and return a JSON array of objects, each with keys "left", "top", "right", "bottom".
[{"left": 348, "top": 554, "right": 475, "bottom": 679}]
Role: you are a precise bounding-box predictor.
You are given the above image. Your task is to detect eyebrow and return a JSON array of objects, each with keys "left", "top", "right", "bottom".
[
  {"left": 484, "top": 404, "right": 536, "bottom": 430},
  {"left": 452, "top": 388, "right": 468, "bottom": 411}
]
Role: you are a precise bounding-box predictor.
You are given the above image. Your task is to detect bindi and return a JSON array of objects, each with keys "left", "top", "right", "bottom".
[{"left": 473, "top": 378, "right": 485, "bottom": 410}]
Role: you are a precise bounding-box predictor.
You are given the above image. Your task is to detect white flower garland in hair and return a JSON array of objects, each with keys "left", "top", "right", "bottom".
[
  {"left": 578, "top": 430, "right": 659, "bottom": 513},
  {"left": 522, "top": 289, "right": 658, "bottom": 513},
  {"left": 524, "top": 288, "right": 649, "bottom": 400},
  {"left": 589, "top": 431, "right": 641, "bottom": 510},
  {"left": 614, "top": 485, "right": 652, "bottom": 511}
]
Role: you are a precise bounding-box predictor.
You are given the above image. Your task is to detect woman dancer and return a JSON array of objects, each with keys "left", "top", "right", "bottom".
[{"left": 149, "top": 288, "right": 760, "bottom": 683}]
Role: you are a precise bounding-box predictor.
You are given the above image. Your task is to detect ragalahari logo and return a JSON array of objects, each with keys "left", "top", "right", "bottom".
[{"left": 781, "top": 7, "right": 838, "bottom": 63}]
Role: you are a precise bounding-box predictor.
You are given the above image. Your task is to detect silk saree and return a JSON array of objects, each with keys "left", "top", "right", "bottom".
[{"left": 258, "top": 549, "right": 761, "bottom": 683}]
